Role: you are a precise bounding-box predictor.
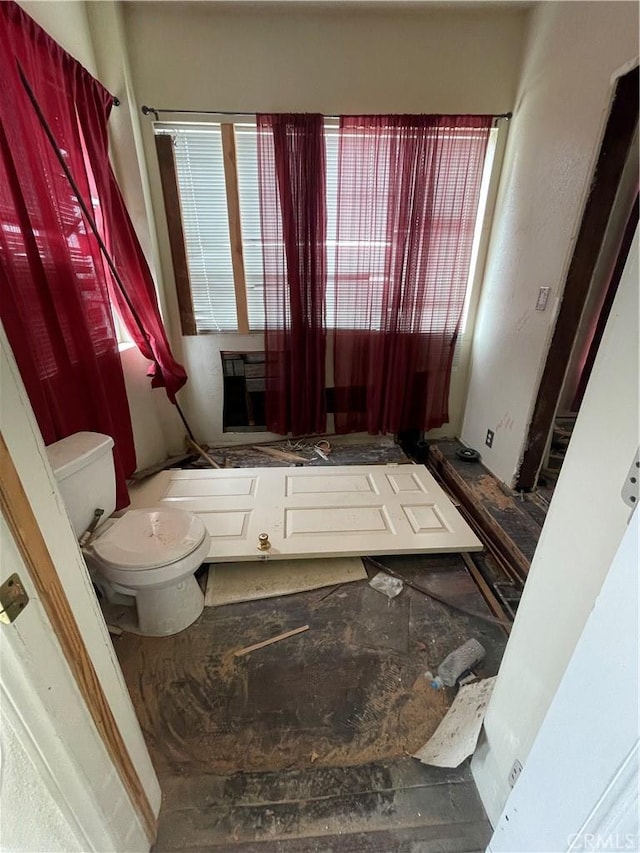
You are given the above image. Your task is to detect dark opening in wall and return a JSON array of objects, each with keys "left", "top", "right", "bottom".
[{"left": 222, "top": 352, "right": 267, "bottom": 432}]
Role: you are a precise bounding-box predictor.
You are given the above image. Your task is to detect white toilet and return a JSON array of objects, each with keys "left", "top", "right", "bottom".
[{"left": 46, "top": 431, "right": 210, "bottom": 637}]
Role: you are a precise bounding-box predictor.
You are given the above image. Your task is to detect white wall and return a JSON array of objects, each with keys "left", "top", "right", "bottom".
[
  {"left": 17, "top": 0, "right": 98, "bottom": 74},
  {"left": 119, "top": 343, "right": 184, "bottom": 469},
  {"left": 472, "top": 228, "right": 639, "bottom": 824},
  {"left": 488, "top": 511, "right": 639, "bottom": 852},
  {"left": 17, "top": 0, "right": 184, "bottom": 468},
  {"left": 122, "top": 0, "right": 528, "bottom": 444},
  {"left": 461, "top": 0, "right": 639, "bottom": 485}
]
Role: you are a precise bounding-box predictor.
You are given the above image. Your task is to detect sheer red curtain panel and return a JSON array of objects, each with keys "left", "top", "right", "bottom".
[
  {"left": 333, "top": 114, "right": 492, "bottom": 435},
  {"left": 257, "top": 114, "right": 327, "bottom": 436},
  {"left": 0, "top": 2, "right": 186, "bottom": 507},
  {"left": 0, "top": 2, "right": 135, "bottom": 505}
]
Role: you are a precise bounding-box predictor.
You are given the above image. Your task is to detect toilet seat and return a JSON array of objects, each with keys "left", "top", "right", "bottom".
[{"left": 92, "top": 507, "right": 207, "bottom": 571}]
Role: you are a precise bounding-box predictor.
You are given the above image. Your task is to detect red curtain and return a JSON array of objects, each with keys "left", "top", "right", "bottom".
[
  {"left": 257, "top": 114, "right": 327, "bottom": 435},
  {"left": 74, "top": 78, "right": 188, "bottom": 403},
  {"left": 0, "top": 3, "right": 186, "bottom": 508},
  {"left": 333, "top": 115, "right": 492, "bottom": 434}
]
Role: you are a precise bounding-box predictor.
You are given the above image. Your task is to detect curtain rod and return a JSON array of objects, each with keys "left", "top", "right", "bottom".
[{"left": 140, "top": 104, "right": 512, "bottom": 122}]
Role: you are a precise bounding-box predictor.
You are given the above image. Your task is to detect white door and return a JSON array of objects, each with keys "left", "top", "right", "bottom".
[
  {"left": 1, "top": 324, "right": 159, "bottom": 852},
  {"left": 128, "top": 464, "right": 481, "bottom": 562},
  {"left": 0, "top": 513, "right": 151, "bottom": 852}
]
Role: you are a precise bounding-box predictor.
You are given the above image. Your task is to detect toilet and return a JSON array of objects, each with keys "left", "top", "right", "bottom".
[{"left": 46, "top": 431, "right": 210, "bottom": 637}]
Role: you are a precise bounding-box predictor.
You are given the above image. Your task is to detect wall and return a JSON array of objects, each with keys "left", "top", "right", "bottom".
[
  {"left": 488, "top": 511, "right": 639, "bottom": 852},
  {"left": 461, "top": 0, "right": 639, "bottom": 485},
  {"left": 472, "top": 228, "right": 639, "bottom": 824},
  {"left": 17, "top": 0, "right": 184, "bottom": 468},
  {"left": 17, "top": 0, "right": 97, "bottom": 73},
  {"left": 122, "top": 0, "right": 529, "bottom": 444}
]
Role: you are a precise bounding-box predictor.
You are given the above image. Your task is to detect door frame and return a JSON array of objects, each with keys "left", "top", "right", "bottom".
[
  {"left": 0, "top": 432, "right": 157, "bottom": 844},
  {"left": 516, "top": 65, "right": 639, "bottom": 491}
]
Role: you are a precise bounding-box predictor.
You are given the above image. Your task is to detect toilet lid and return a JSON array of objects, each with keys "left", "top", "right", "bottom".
[{"left": 92, "top": 508, "right": 207, "bottom": 570}]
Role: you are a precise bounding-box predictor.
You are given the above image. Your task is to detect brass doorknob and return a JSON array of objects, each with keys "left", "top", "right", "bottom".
[{"left": 257, "top": 533, "right": 271, "bottom": 551}]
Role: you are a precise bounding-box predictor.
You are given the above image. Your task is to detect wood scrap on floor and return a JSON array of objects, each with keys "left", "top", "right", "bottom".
[
  {"left": 251, "top": 445, "right": 309, "bottom": 464},
  {"left": 185, "top": 436, "right": 222, "bottom": 469},
  {"left": 460, "top": 553, "right": 511, "bottom": 633},
  {"left": 233, "top": 624, "right": 310, "bottom": 658},
  {"left": 205, "top": 557, "right": 367, "bottom": 607}
]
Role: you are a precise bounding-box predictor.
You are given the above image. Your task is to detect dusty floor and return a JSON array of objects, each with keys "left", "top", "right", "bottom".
[{"left": 114, "top": 553, "right": 507, "bottom": 850}]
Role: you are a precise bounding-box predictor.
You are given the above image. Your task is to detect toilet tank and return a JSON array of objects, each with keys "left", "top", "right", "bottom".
[{"left": 46, "top": 432, "right": 117, "bottom": 538}]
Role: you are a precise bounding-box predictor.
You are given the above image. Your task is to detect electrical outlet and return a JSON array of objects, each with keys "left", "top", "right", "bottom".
[
  {"left": 621, "top": 448, "right": 639, "bottom": 509},
  {"left": 536, "top": 287, "right": 551, "bottom": 311},
  {"left": 486, "top": 429, "right": 494, "bottom": 448},
  {"left": 508, "top": 759, "right": 523, "bottom": 788}
]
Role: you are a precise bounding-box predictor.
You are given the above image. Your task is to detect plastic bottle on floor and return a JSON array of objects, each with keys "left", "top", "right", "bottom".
[{"left": 430, "top": 638, "right": 486, "bottom": 689}]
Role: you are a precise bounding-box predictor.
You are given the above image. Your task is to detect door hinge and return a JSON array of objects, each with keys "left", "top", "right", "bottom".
[{"left": 0, "top": 573, "right": 29, "bottom": 624}]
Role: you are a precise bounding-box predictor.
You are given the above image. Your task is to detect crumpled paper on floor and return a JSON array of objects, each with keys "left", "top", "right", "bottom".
[
  {"left": 368, "top": 571, "right": 404, "bottom": 599},
  {"left": 413, "top": 676, "right": 496, "bottom": 768}
]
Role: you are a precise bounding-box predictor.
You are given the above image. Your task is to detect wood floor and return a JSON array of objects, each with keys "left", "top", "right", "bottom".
[{"left": 114, "top": 553, "right": 507, "bottom": 851}]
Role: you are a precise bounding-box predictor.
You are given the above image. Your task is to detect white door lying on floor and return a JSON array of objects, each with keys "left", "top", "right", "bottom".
[{"left": 128, "top": 465, "right": 481, "bottom": 562}]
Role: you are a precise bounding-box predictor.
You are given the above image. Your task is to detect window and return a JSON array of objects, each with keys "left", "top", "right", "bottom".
[{"left": 155, "top": 120, "right": 497, "bottom": 337}]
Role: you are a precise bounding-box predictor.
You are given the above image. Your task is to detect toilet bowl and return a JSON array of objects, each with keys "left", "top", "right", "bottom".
[
  {"left": 85, "top": 507, "right": 210, "bottom": 636},
  {"left": 46, "top": 432, "right": 211, "bottom": 637}
]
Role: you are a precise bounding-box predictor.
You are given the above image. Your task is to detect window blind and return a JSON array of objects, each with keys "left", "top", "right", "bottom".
[
  {"left": 159, "top": 124, "right": 237, "bottom": 332},
  {"left": 156, "top": 121, "right": 496, "bottom": 345}
]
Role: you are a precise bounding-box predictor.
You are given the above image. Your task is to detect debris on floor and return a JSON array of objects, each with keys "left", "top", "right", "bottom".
[
  {"left": 204, "top": 557, "right": 367, "bottom": 606},
  {"left": 431, "top": 638, "right": 486, "bottom": 689},
  {"left": 413, "top": 676, "right": 496, "bottom": 768},
  {"left": 233, "top": 624, "right": 310, "bottom": 658},
  {"left": 115, "top": 553, "right": 507, "bottom": 778},
  {"left": 198, "top": 434, "right": 411, "bottom": 469},
  {"left": 369, "top": 570, "right": 404, "bottom": 599}
]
